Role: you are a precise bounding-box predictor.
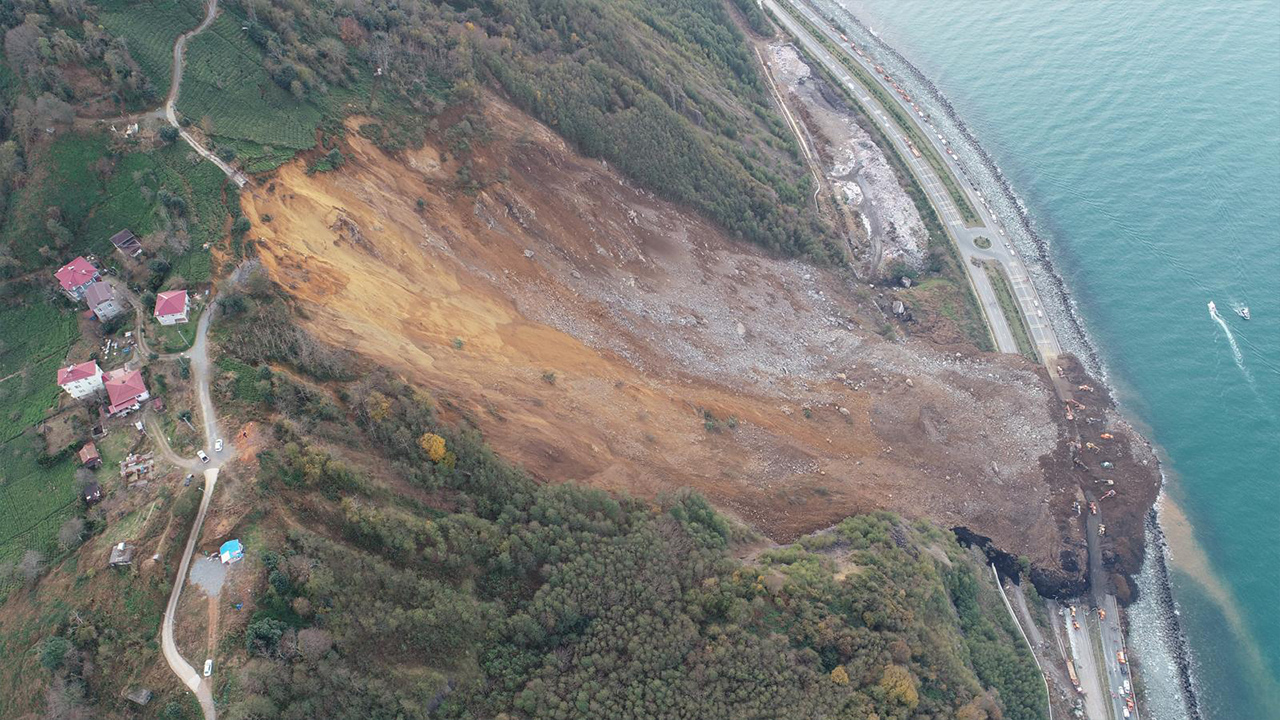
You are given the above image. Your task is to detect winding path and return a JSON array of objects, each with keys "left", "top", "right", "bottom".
[
  {"left": 164, "top": 0, "right": 249, "bottom": 188},
  {"left": 155, "top": 305, "right": 227, "bottom": 720}
]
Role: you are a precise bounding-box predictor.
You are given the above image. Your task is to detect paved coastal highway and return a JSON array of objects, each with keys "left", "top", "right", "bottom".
[{"left": 767, "top": 0, "right": 1063, "bottom": 363}]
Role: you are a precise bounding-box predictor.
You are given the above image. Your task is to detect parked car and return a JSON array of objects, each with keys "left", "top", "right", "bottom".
[
  {"left": 184, "top": 474, "right": 193, "bottom": 486},
  {"left": 203, "top": 659, "right": 213, "bottom": 677},
  {"left": 215, "top": 438, "right": 223, "bottom": 452},
  {"left": 197, "top": 450, "right": 209, "bottom": 463}
]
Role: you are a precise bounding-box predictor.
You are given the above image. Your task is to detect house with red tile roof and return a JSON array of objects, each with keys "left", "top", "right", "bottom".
[
  {"left": 78, "top": 442, "right": 102, "bottom": 469},
  {"left": 84, "top": 281, "right": 123, "bottom": 321},
  {"left": 103, "top": 367, "right": 150, "bottom": 416},
  {"left": 57, "top": 360, "right": 105, "bottom": 399},
  {"left": 154, "top": 289, "right": 189, "bottom": 325},
  {"left": 55, "top": 257, "right": 100, "bottom": 300}
]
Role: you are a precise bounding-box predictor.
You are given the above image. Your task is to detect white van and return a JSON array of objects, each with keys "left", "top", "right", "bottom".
[{"left": 203, "top": 659, "right": 213, "bottom": 677}]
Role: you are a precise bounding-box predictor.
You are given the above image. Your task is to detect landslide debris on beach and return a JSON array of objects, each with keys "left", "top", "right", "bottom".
[{"left": 241, "top": 95, "right": 1155, "bottom": 597}]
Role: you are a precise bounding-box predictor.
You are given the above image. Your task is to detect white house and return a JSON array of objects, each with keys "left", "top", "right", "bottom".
[
  {"left": 84, "top": 281, "right": 123, "bottom": 321},
  {"left": 57, "top": 361, "right": 105, "bottom": 399},
  {"left": 154, "top": 290, "right": 190, "bottom": 325}
]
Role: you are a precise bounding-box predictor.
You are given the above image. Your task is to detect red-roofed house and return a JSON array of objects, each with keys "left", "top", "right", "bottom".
[
  {"left": 103, "top": 367, "right": 150, "bottom": 416},
  {"left": 57, "top": 361, "right": 104, "bottom": 399},
  {"left": 154, "top": 290, "right": 189, "bottom": 325},
  {"left": 55, "top": 257, "right": 100, "bottom": 300},
  {"left": 78, "top": 442, "right": 102, "bottom": 469}
]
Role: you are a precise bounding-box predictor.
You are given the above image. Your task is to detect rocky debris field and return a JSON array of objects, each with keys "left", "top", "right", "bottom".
[{"left": 768, "top": 43, "right": 928, "bottom": 272}]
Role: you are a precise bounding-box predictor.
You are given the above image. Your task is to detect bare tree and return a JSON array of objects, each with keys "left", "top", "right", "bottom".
[
  {"left": 297, "top": 627, "right": 333, "bottom": 662},
  {"left": 19, "top": 549, "right": 45, "bottom": 585},
  {"left": 57, "top": 518, "right": 85, "bottom": 551}
]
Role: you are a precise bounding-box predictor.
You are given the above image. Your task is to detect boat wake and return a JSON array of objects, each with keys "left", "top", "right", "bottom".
[{"left": 1208, "top": 301, "right": 1253, "bottom": 384}]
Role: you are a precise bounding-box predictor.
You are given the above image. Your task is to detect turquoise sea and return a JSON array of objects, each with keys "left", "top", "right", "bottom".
[{"left": 823, "top": 1, "right": 1280, "bottom": 718}]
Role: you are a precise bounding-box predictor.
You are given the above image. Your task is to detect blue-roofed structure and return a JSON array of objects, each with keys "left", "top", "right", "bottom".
[{"left": 219, "top": 539, "right": 244, "bottom": 564}]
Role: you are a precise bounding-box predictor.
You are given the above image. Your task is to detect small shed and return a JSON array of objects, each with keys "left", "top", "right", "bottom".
[
  {"left": 78, "top": 442, "right": 101, "bottom": 469},
  {"left": 108, "top": 542, "right": 135, "bottom": 566},
  {"left": 220, "top": 539, "right": 244, "bottom": 564},
  {"left": 83, "top": 482, "right": 103, "bottom": 505},
  {"left": 124, "top": 687, "right": 152, "bottom": 706},
  {"left": 110, "top": 229, "right": 143, "bottom": 258}
]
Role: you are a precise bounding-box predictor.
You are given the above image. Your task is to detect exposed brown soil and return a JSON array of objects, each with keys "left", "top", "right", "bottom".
[{"left": 239, "top": 95, "right": 1157, "bottom": 596}]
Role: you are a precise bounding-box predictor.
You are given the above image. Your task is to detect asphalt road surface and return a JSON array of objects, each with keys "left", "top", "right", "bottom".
[
  {"left": 157, "top": 304, "right": 228, "bottom": 720},
  {"left": 768, "top": 0, "right": 1063, "bottom": 363}
]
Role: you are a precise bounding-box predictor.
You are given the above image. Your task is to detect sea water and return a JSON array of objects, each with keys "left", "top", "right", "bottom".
[{"left": 823, "top": 1, "right": 1280, "bottom": 718}]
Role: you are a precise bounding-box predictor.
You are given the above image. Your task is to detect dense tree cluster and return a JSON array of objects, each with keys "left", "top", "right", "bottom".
[{"left": 2, "top": 1, "right": 158, "bottom": 115}]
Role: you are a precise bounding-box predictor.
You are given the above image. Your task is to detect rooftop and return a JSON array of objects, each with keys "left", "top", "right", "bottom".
[
  {"left": 110, "top": 229, "right": 142, "bottom": 256},
  {"left": 154, "top": 289, "right": 188, "bottom": 317},
  {"left": 84, "top": 281, "right": 115, "bottom": 307},
  {"left": 104, "top": 367, "right": 147, "bottom": 407},
  {"left": 57, "top": 360, "right": 100, "bottom": 385},
  {"left": 55, "top": 257, "right": 97, "bottom": 291}
]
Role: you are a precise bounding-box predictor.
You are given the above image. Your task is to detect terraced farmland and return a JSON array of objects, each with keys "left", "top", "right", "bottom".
[
  {"left": 96, "top": 0, "right": 205, "bottom": 93},
  {"left": 0, "top": 303, "right": 81, "bottom": 567},
  {"left": 177, "top": 13, "right": 322, "bottom": 152}
]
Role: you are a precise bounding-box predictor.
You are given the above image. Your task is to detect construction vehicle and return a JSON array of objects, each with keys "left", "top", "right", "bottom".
[
  {"left": 1066, "top": 658, "right": 1080, "bottom": 688},
  {"left": 1070, "top": 605, "right": 1077, "bottom": 617},
  {"left": 1099, "top": 609, "right": 1106, "bottom": 621},
  {"left": 1073, "top": 620, "right": 1080, "bottom": 630},
  {"left": 1086, "top": 442, "right": 1100, "bottom": 452},
  {"left": 1117, "top": 650, "right": 1127, "bottom": 665},
  {"left": 1078, "top": 384, "right": 1094, "bottom": 392},
  {"left": 1099, "top": 524, "right": 1106, "bottom": 536},
  {"left": 1101, "top": 433, "right": 1114, "bottom": 440},
  {"left": 1089, "top": 502, "right": 1098, "bottom": 515},
  {"left": 1101, "top": 489, "right": 1117, "bottom": 500}
]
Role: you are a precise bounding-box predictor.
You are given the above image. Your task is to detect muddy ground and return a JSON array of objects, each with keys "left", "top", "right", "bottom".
[{"left": 238, "top": 94, "right": 1157, "bottom": 597}]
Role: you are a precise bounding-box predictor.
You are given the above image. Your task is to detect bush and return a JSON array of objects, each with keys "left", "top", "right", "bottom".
[{"left": 40, "top": 636, "right": 72, "bottom": 672}]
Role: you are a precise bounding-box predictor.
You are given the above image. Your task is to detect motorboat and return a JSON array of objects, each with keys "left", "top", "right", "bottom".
[{"left": 1236, "top": 306, "right": 1250, "bottom": 320}]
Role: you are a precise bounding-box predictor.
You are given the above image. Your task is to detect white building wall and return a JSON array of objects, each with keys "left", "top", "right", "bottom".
[{"left": 61, "top": 372, "right": 104, "bottom": 399}]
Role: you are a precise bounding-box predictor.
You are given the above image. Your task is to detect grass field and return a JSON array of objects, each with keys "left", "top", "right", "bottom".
[
  {"left": 96, "top": 0, "right": 205, "bottom": 94},
  {"left": 177, "top": 13, "right": 323, "bottom": 153},
  {"left": 0, "top": 303, "right": 82, "bottom": 567}
]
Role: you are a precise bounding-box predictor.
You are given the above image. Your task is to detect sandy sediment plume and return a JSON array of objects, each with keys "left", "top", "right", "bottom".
[{"left": 240, "top": 96, "right": 1154, "bottom": 595}]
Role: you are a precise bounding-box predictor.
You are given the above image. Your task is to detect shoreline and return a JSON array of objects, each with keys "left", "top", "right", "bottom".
[
  {"left": 819, "top": 0, "right": 1199, "bottom": 713},
  {"left": 1141, "top": 495, "right": 1204, "bottom": 720}
]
